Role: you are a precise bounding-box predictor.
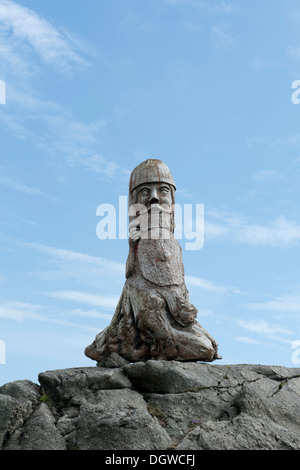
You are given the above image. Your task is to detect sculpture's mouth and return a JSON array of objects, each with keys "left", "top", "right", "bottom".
[
  {"left": 145, "top": 205, "right": 172, "bottom": 235},
  {"left": 130, "top": 224, "right": 171, "bottom": 233},
  {"left": 146, "top": 226, "right": 171, "bottom": 231},
  {"left": 134, "top": 203, "right": 173, "bottom": 237},
  {"left": 138, "top": 203, "right": 172, "bottom": 215}
]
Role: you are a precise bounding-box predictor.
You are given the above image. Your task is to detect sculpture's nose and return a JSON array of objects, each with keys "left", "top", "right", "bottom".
[{"left": 149, "top": 187, "right": 159, "bottom": 204}]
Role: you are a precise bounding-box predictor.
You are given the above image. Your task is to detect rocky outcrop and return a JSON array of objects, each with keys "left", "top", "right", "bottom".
[{"left": 1, "top": 359, "right": 300, "bottom": 450}]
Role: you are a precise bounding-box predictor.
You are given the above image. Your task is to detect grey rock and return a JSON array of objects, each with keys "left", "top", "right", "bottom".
[
  {"left": 0, "top": 380, "right": 66, "bottom": 450},
  {"left": 0, "top": 380, "right": 41, "bottom": 403},
  {"left": 0, "top": 395, "right": 23, "bottom": 448},
  {"left": 38, "top": 366, "right": 132, "bottom": 406},
  {"left": 175, "top": 415, "right": 300, "bottom": 450},
  {"left": 16, "top": 403, "right": 67, "bottom": 450},
  {"left": 75, "top": 388, "right": 171, "bottom": 450},
  {"left": 0, "top": 391, "right": 34, "bottom": 449},
  {"left": 0, "top": 362, "right": 299, "bottom": 450},
  {"left": 56, "top": 406, "right": 79, "bottom": 450},
  {"left": 97, "top": 352, "right": 130, "bottom": 368},
  {"left": 123, "top": 360, "right": 228, "bottom": 393}
]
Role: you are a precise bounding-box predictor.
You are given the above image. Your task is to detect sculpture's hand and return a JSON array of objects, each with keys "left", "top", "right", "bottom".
[
  {"left": 173, "top": 299, "right": 197, "bottom": 326},
  {"left": 129, "top": 220, "right": 141, "bottom": 242},
  {"left": 176, "top": 311, "right": 196, "bottom": 326}
]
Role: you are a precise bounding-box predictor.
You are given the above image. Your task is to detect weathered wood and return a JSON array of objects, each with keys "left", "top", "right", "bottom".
[{"left": 85, "top": 159, "right": 220, "bottom": 363}]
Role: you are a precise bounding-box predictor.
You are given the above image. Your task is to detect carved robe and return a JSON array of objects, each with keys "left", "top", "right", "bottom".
[{"left": 85, "top": 235, "right": 220, "bottom": 363}]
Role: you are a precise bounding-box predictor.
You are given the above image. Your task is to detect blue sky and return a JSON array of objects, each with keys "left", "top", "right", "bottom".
[{"left": 1, "top": 0, "right": 300, "bottom": 386}]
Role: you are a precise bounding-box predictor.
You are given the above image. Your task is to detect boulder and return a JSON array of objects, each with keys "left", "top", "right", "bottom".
[{"left": 0, "top": 361, "right": 299, "bottom": 450}]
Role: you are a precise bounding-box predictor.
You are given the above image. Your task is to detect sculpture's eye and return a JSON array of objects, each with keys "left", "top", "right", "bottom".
[
  {"left": 160, "top": 187, "right": 169, "bottom": 195},
  {"left": 139, "top": 188, "right": 150, "bottom": 197}
]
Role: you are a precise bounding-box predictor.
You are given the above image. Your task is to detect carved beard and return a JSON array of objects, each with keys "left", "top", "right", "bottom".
[
  {"left": 141, "top": 204, "right": 173, "bottom": 239},
  {"left": 129, "top": 186, "right": 176, "bottom": 237}
]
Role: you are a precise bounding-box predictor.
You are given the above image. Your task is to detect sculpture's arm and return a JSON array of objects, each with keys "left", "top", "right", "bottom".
[
  {"left": 171, "top": 302, "right": 197, "bottom": 326},
  {"left": 125, "top": 215, "right": 142, "bottom": 279},
  {"left": 164, "top": 292, "right": 197, "bottom": 326},
  {"left": 125, "top": 238, "right": 139, "bottom": 279}
]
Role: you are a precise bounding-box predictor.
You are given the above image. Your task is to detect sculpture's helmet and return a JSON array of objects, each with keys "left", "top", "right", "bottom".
[{"left": 129, "top": 159, "right": 176, "bottom": 193}]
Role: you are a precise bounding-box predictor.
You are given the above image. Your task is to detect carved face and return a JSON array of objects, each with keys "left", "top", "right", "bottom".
[{"left": 136, "top": 182, "right": 173, "bottom": 209}]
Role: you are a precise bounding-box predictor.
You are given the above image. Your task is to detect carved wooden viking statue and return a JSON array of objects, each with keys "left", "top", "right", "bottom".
[{"left": 85, "top": 159, "right": 220, "bottom": 363}]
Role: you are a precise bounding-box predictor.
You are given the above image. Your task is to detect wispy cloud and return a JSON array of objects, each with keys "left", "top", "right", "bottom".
[
  {"left": 244, "top": 294, "right": 300, "bottom": 314},
  {"left": 205, "top": 208, "right": 300, "bottom": 248},
  {"left": 238, "top": 319, "right": 293, "bottom": 336},
  {"left": 250, "top": 57, "right": 282, "bottom": 73},
  {"left": 34, "top": 110, "right": 128, "bottom": 179},
  {"left": 247, "top": 132, "right": 300, "bottom": 153},
  {"left": 164, "top": 0, "right": 198, "bottom": 7},
  {"left": 20, "top": 242, "right": 126, "bottom": 291},
  {"left": 43, "top": 115, "right": 108, "bottom": 145},
  {"left": 235, "top": 336, "right": 262, "bottom": 344},
  {"left": 287, "top": 46, "right": 300, "bottom": 61},
  {"left": 0, "top": 300, "right": 101, "bottom": 332},
  {"left": 165, "top": 0, "right": 234, "bottom": 15},
  {"left": 211, "top": 25, "right": 236, "bottom": 48},
  {"left": 186, "top": 275, "right": 227, "bottom": 292},
  {"left": 66, "top": 152, "right": 129, "bottom": 180},
  {"left": 71, "top": 308, "right": 113, "bottom": 321},
  {"left": 186, "top": 274, "right": 248, "bottom": 297},
  {"left": 252, "top": 169, "right": 282, "bottom": 184},
  {"left": 0, "top": 301, "right": 47, "bottom": 322},
  {"left": 270, "top": 133, "right": 300, "bottom": 151},
  {"left": 0, "top": 176, "right": 61, "bottom": 203},
  {"left": 237, "top": 216, "right": 300, "bottom": 247},
  {"left": 210, "top": 2, "right": 235, "bottom": 15},
  {"left": 0, "top": 89, "right": 128, "bottom": 180},
  {"left": 0, "top": 0, "right": 90, "bottom": 73},
  {"left": 48, "top": 290, "right": 119, "bottom": 310},
  {"left": 234, "top": 286, "right": 300, "bottom": 349},
  {"left": 22, "top": 242, "right": 125, "bottom": 276},
  {"left": 0, "top": 1, "right": 127, "bottom": 182},
  {"left": 164, "top": 0, "right": 236, "bottom": 35}
]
